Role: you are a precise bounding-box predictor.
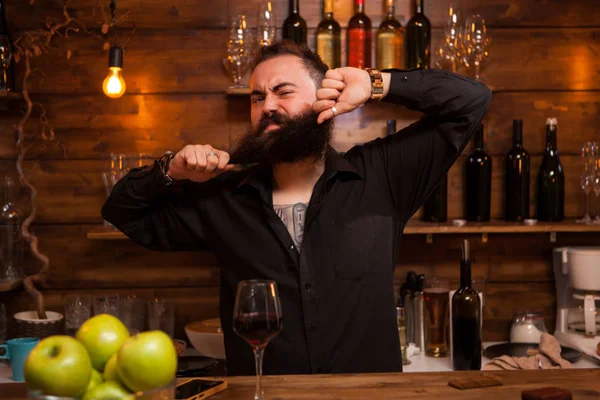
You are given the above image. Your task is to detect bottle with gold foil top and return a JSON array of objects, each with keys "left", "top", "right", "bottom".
[
  {"left": 377, "top": 0, "right": 404, "bottom": 70},
  {"left": 316, "top": 0, "right": 341, "bottom": 69}
]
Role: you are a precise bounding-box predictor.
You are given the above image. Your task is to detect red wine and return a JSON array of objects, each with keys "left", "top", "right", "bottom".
[
  {"left": 537, "top": 118, "right": 564, "bottom": 221},
  {"left": 505, "top": 120, "right": 530, "bottom": 221},
  {"left": 283, "top": 0, "right": 307, "bottom": 45},
  {"left": 404, "top": 0, "right": 431, "bottom": 68},
  {"left": 347, "top": 0, "right": 372, "bottom": 69},
  {"left": 451, "top": 240, "right": 481, "bottom": 371},
  {"left": 234, "top": 313, "right": 283, "bottom": 348},
  {"left": 465, "top": 124, "right": 491, "bottom": 222}
]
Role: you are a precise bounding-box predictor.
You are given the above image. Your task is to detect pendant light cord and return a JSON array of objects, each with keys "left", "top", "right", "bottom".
[{"left": 110, "top": 0, "right": 118, "bottom": 46}]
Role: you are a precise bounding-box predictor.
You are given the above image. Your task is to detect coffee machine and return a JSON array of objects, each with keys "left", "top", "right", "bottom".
[{"left": 553, "top": 247, "right": 600, "bottom": 360}]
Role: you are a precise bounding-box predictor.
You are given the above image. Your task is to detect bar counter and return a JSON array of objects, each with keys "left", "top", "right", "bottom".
[{"left": 2, "top": 369, "right": 600, "bottom": 400}]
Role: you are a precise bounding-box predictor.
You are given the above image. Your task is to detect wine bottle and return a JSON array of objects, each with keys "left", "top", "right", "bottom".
[
  {"left": 283, "top": 0, "right": 307, "bottom": 45},
  {"left": 451, "top": 240, "right": 482, "bottom": 371},
  {"left": 347, "top": 0, "right": 372, "bottom": 69},
  {"left": 316, "top": 0, "right": 341, "bottom": 69},
  {"left": 422, "top": 176, "right": 448, "bottom": 222},
  {"left": 505, "top": 120, "right": 530, "bottom": 221},
  {"left": 465, "top": 124, "right": 491, "bottom": 222},
  {"left": 376, "top": 0, "right": 404, "bottom": 70},
  {"left": 537, "top": 118, "right": 565, "bottom": 221},
  {"left": 405, "top": 0, "right": 431, "bottom": 69},
  {"left": 0, "top": 0, "right": 16, "bottom": 92}
]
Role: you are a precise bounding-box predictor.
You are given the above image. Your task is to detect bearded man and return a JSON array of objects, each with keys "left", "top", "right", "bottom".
[{"left": 102, "top": 40, "right": 492, "bottom": 376}]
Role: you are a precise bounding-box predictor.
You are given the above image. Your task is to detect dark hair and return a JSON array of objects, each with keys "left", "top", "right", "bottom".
[{"left": 251, "top": 40, "right": 329, "bottom": 88}]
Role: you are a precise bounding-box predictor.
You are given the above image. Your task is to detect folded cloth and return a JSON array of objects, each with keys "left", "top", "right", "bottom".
[{"left": 483, "top": 333, "right": 574, "bottom": 370}]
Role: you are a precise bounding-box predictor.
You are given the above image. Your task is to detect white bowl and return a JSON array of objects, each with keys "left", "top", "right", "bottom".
[{"left": 184, "top": 318, "right": 225, "bottom": 360}]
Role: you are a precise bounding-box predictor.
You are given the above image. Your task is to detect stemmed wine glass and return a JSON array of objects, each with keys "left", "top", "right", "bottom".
[
  {"left": 435, "top": 5, "right": 464, "bottom": 73},
  {"left": 233, "top": 280, "right": 283, "bottom": 400},
  {"left": 462, "top": 14, "right": 491, "bottom": 81},
  {"left": 223, "top": 15, "right": 252, "bottom": 88},
  {"left": 257, "top": 2, "right": 277, "bottom": 47},
  {"left": 0, "top": 34, "right": 13, "bottom": 92},
  {"left": 592, "top": 143, "right": 600, "bottom": 224},
  {"left": 576, "top": 142, "right": 596, "bottom": 224}
]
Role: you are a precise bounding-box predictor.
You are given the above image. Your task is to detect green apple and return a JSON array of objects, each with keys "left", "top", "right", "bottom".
[
  {"left": 117, "top": 330, "right": 177, "bottom": 392},
  {"left": 24, "top": 335, "right": 92, "bottom": 398},
  {"left": 103, "top": 353, "right": 119, "bottom": 382},
  {"left": 83, "top": 380, "right": 133, "bottom": 400},
  {"left": 86, "top": 369, "right": 104, "bottom": 393},
  {"left": 76, "top": 314, "right": 130, "bottom": 371}
]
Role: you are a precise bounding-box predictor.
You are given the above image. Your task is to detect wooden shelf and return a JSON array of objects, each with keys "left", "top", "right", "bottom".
[
  {"left": 0, "top": 278, "right": 23, "bottom": 292},
  {"left": 88, "top": 220, "right": 600, "bottom": 241},
  {"left": 225, "top": 86, "right": 251, "bottom": 96},
  {"left": 0, "top": 91, "right": 23, "bottom": 101}
]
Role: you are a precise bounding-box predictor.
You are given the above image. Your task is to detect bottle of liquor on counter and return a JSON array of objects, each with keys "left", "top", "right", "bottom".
[
  {"left": 505, "top": 119, "right": 530, "bottom": 221},
  {"left": 404, "top": 0, "right": 431, "bottom": 69},
  {"left": 283, "top": 0, "right": 307, "bottom": 45},
  {"left": 465, "top": 124, "right": 491, "bottom": 222},
  {"left": 377, "top": 0, "right": 404, "bottom": 70},
  {"left": 537, "top": 118, "right": 565, "bottom": 221},
  {"left": 347, "top": 0, "right": 372, "bottom": 69},
  {"left": 0, "top": 0, "right": 16, "bottom": 92},
  {"left": 316, "top": 0, "right": 341, "bottom": 69},
  {"left": 451, "top": 239, "right": 482, "bottom": 371}
]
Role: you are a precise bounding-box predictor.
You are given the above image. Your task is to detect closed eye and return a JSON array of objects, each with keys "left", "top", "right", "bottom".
[{"left": 251, "top": 96, "right": 265, "bottom": 104}]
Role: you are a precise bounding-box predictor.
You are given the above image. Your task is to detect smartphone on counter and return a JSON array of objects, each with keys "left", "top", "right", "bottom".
[{"left": 175, "top": 378, "right": 228, "bottom": 400}]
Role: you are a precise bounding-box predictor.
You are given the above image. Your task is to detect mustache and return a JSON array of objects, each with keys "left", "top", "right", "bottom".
[{"left": 256, "top": 112, "right": 289, "bottom": 135}]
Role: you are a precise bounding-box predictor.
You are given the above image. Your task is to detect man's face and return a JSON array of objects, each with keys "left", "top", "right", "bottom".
[{"left": 250, "top": 55, "right": 318, "bottom": 134}]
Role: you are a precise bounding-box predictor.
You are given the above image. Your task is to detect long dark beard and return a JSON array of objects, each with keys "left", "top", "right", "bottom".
[{"left": 229, "top": 110, "right": 333, "bottom": 166}]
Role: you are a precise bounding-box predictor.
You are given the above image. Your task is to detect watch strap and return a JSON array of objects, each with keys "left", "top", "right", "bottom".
[{"left": 366, "top": 68, "right": 384, "bottom": 101}]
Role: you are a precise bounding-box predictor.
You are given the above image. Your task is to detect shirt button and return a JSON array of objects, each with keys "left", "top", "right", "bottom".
[
  {"left": 402, "top": 76, "right": 408, "bottom": 82},
  {"left": 305, "top": 283, "right": 312, "bottom": 291},
  {"left": 289, "top": 244, "right": 295, "bottom": 250}
]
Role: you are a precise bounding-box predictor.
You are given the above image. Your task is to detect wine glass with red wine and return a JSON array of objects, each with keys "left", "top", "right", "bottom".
[{"left": 233, "top": 280, "right": 283, "bottom": 400}]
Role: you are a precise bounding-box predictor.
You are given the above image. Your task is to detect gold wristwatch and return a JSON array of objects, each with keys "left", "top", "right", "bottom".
[{"left": 365, "top": 68, "right": 384, "bottom": 101}]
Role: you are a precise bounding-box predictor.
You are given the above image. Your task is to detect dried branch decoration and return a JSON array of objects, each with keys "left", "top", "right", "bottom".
[{"left": 10, "top": 0, "right": 129, "bottom": 318}]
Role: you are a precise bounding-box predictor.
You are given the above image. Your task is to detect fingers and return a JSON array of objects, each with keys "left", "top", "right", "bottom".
[
  {"left": 321, "top": 78, "right": 346, "bottom": 91},
  {"left": 325, "top": 69, "right": 344, "bottom": 81},
  {"left": 317, "top": 101, "right": 352, "bottom": 124},
  {"left": 316, "top": 87, "right": 341, "bottom": 101},
  {"left": 312, "top": 99, "right": 336, "bottom": 114},
  {"left": 216, "top": 151, "right": 231, "bottom": 171}
]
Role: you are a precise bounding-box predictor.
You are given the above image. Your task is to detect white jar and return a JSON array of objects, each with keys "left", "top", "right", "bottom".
[{"left": 510, "top": 312, "right": 548, "bottom": 344}]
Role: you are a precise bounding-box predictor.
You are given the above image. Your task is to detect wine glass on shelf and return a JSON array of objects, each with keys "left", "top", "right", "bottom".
[
  {"left": 462, "top": 14, "right": 491, "bottom": 81},
  {"left": 435, "top": 5, "right": 464, "bottom": 73},
  {"left": 257, "top": 2, "right": 277, "bottom": 47},
  {"left": 592, "top": 143, "right": 600, "bottom": 224},
  {"left": 576, "top": 142, "right": 596, "bottom": 224},
  {"left": 223, "top": 15, "right": 252, "bottom": 89},
  {"left": 233, "top": 280, "right": 283, "bottom": 400},
  {"left": 0, "top": 34, "right": 12, "bottom": 93}
]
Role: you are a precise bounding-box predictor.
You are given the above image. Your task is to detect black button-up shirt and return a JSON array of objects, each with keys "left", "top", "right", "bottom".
[{"left": 102, "top": 69, "right": 492, "bottom": 376}]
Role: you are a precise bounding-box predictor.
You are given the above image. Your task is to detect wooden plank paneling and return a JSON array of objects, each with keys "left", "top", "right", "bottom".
[
  {"left": 0, "top": 153, "right": 589, "bottom": 224},
  {"left": 7, "top": 0, "right": 599, "bottom": 30},
  {"left": 3, "top": 91, "right": 594, "bottom": 160},
  {"left": 21, "top": 28, "right": 600, "bottom": 94}
]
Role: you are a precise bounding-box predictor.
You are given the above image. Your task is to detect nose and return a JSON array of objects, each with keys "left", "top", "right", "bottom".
[{"left": 262, "top": 93, "right": 279, "bottom": 115}]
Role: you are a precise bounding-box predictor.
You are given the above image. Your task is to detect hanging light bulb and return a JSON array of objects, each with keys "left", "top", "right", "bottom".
[
  {"left": 102, "top": 45, "right": 126, "bottom": 98},
  {"left": 102, "top": 0, "right": 126, "bottom": 99}
]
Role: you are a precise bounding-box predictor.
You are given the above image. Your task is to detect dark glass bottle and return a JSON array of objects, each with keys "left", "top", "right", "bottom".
[
  {"left": 316, "top": 0, "right": 341, "bottom": 69},
  {"left": 404, "top": 0, "right": 431, "bottom": 69},
  {"left": 451, "top": 240, "right": 482, "bottom": 371},
  {"left": 376, "top": 0, "right": 404, "bottom": 70},
  {"left": 283, "top": 0, "right": 307, "bottom": 45},
  {"left": 0, "top": 0, "right": 16, "bottom": 92},
  {"left": 537, "top": 118, "right": 565, "bottom": 221},
  {"left": 465, "top": 124, "right": 491, "bottom": 222},
  {"left": 347, "top": 0, "right": 372, "bottom": 69},
  {"left": 505, "top": 120, "right": 530, "bottom": 221}
]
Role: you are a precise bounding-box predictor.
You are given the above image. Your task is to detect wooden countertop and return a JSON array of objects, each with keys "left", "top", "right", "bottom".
[{"left": 2, "top": 369, "right": 600, "bottom": 399}]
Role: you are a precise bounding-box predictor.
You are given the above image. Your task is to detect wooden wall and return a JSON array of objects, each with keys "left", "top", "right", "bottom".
[{"left": 1, "top": 0, "right": 600, "bottom": 345}]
